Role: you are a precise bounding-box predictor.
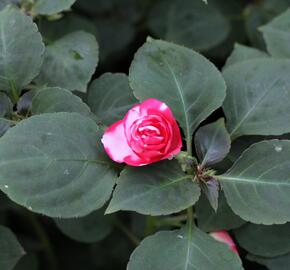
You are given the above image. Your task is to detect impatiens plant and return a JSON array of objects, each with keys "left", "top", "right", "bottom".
[{"left": 1, "top": 0, "right": 290, "bottom": 269}]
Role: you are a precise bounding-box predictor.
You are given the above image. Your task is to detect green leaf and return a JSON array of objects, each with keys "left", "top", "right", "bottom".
[
  {"left": 0, "top": 0, "right": 18, "bottom": 10},
  {"left": 14, "top": 254, "right": 38, "bottom": 270},
  {"left": 40, "top": 14, "right": 98, "bottom": 42},
  {"left": 196, "top": 192, "right": 245, "bottom": 232},
  {"left": 235, "top": 223, "right": 290, "bottom": 257},
  {"left": 32, "top": 0, "right": 76, "bottom": 15},
  {"left": 129, "top": 38, "right": 226, "bottom": 148},
  {"left": 148, "top": 0, "right": 230, "bottom": 51},
  {"left": 0, "top": 225, "right": 25, "bottom": 270},
  {"left": 0, "top": 6, "right": 44, "bottom": 95},
  {"left": 261, "top": 9, "right": 290, "bottom": 58},
  {"left": 127, "top": 225, "right": 243, "bottom": 270},
  {"left": 87, "top": 73, "right": 137, "bottom": 125},
  {"left": 222, "top": 59, "right": 290, "bottom": 139},
  {"left": 0, "top": 112, "right": 117, "bottom": 218},
  {"left": 0, "top": 92, "right": 12, "bottom": 136},
  {"left": 248, "top": 253, "right": 290, "bottom": 270},
  {"left": 219, "top": 140, "right": 290, "bottom": 224},
  {"left": 224, "top": 43, "right": 269, "bottom": 69},
  {"left": 55, "top": 209, "right": 113, "bottom": 243},
  {"left": 106, "top": 160, "right": 200, "bottom": 216},
  {"left": 195, "top": 118, "right": 231, "bottom": 167},
  {"left": 32, "top": 87, "right": 91, "bottom": 116},
  {"left": 35, "top": 31, "right": 98, "bottom": 92}
]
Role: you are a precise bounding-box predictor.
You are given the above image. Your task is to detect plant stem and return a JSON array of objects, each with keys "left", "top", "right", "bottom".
[
  {"left": 187, "top": 207, "right": 193, "bottom": 228},
  {"left": 115, "top": 221, "right": 140, "bottom": 246},
  {"left": 26, "top": 212, "right": 58, "bottom": 270}
]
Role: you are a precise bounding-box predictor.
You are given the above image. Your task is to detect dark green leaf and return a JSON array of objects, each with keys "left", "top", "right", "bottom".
[
  {"left": 32, "top": 87, "right": 91, "bottom": 116},
  {"left": 14, "top": 254, "right": 38, "bottom": 270},
  {"left": 224, "top": 43, "right": 269, "bottom": 69},
  {"left": 0, "top": 112, "right": 117, "bottom": 217},
  {"left": 196, "top": 192, "right": 245, "bottom": 232},
  {"left": 0, "top": 6, "right": 44, "bottom": 95},
  {"left": 219, "top": 140, "right": 290, "bottom": 224},
  {"left": 261, "top": 9, "right": 290, "bottom": 58},
  {"left": 195, "top": 118, "right": 231, "bottom": 166},
  {"left": 55, "top": 209, "right": 114, "bottom": 243},
  {"left": 248, "top": 253, "right": 290, "bottom": 270},
  {"left": 129, "top": 38, "right": 226, "bottom": 147},
  {"left": 0, "top": 225, "right": 25, "bottom": 270},
  {"left": 127, "top": 225, "right": 243, "bottom": 270},
  {"left": 0, "top": 92, "right": 12, "bottom": 136},
  {"left": 148, "top": 0, "right": 230, "bottom": 51},
  {"left": 106, "top": 160, "right": 200, "bottom": 216},
  {"left": 36, "top": 31, "right": 98, "bottom": 92},
  {"left": 235, "top": 223, "right": 290, "bottom": 257},
  {"left": 223, "top": 59, "right": 290, "bottom": 139},
  {"left": 87, "top": 73, "right": 137, "bottom": 125}
]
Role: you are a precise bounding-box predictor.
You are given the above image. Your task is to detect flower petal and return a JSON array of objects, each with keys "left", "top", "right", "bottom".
[
  {"left": 140, "top": 98, "right": 174, "bottom": 119},
  {"left": 210, "top": 231, "right": 239, "bottom": 255}
]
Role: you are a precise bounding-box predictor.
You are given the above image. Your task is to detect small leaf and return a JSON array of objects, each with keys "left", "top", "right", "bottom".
[
  {"left": 261, "top": 9, "right": 290, "bottom": 58},
  {"left": 196, "top": 192, "right": 246, "bottom": 232},
  {"left": 195, "top": 118, "right": 231, "bottom": 167},
  {"left": 223, "top": 59, "right": 290, "bottom": 139},
  {"left": 0, "top": 6, "right": 44, "bottom": 95},
  {"left": 234, "top": 223, "right": 290, "bottom": 257},
  {"left": 200, "top": 177, "right": 219, "bottom": 212},
  {"left": 35, "top": 31, "right": 99, "bottom": 92},
  {"left": 106, "top": 160, "right": 200, "bottom": 216},
  {"left": 219, "top": 140, "right": 290, "bottom": 224},
  {"left": 55, "top": 209, "right": 114, "bottom": 243},
  {"left": 32, "top": 0, "right": 76, "bottom": 15},
  {"left": 127, "top": 225, "right": 243, "bottom": 270},
  {"left": 32, "top": 87, "right": 91, "bottom": 116},
  {"left": 0, "top": 112, "right": 117, "bottom": 218},
  {"left": 0, "top": 225, "right": 25, "bottom": 270},
  {"left": 129, "top": 38, "right": 226, "bottom": 146},
  {"left": 17, "top": 91, "right": 36, "bottom": 115},
  {"left": 224, "top": 43, "right": 269, "bottom": 69},
  {"left": 87, "top": 73, "right": 137, "bottom": 125}
]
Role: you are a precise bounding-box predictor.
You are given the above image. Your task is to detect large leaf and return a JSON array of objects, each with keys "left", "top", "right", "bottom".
[
  {"left": 0, "top": 225, "right": 24, "bottom": 270},
  {"left": 87, "top": 73, "right": 137, "bottom": 125},
  {"left": 32, "top": 0, "right": 76, "bottom": 15},
  {"left": 129, "top": 38, "right": 226, "bottom": 148},
  {"left": 106, "top": 160, "right": 200, "bottom": 216},
  {"left": 222, "top": 59, "right": 290, "bottom": 139},
  {"left": 261, "top": 9, "right": 290, "bottom": 58},
  {"left": 248, "top": 253, "right": 290, "bottom": 270},
  {"left": 0, "top": 6, "right": 44, "bottom": 95},
  {"left": 196, "top": 192, "right": 245, "bottom": 232},
  {"left": 36, "top": 31, "right": 98, "bottom": 92},
  {"left": 219, "top": 140, "right": 290, "bottom": 224},
  {"left": 224, "top": 43, "right": 269, "bottom": 69},
  {"left": 55, "top": 209, "right": 113, "bottom": 243},
  {"left": 0, "top": 112, "right": 117, "bottom": 217},
  {"left": 148, "top": 0, "right": 230, "bottom": 51},
  {"left": 195, "top": 118, "right": 231, "bottom": 167},
  {"left": 32, "top": 87, "right": 91, "bottom": 116},
  {"left": 235, "top": 223, "right": 290, "bottom": 257},
  {"left": 127, "top": 225, "right": 243, "bottom": 270}
]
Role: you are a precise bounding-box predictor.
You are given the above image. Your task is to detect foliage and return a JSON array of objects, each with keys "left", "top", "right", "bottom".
[{"left": 0, "top": 0, "right": 290, "bottom": 269}]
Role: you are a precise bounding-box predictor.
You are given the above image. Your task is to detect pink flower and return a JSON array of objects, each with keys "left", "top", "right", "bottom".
[
  {"left": 101, "top": 98, "right": 182, "bottom": 166},
  {"left": 210, "top": 231, "right": 239, "bottom": 255}
]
